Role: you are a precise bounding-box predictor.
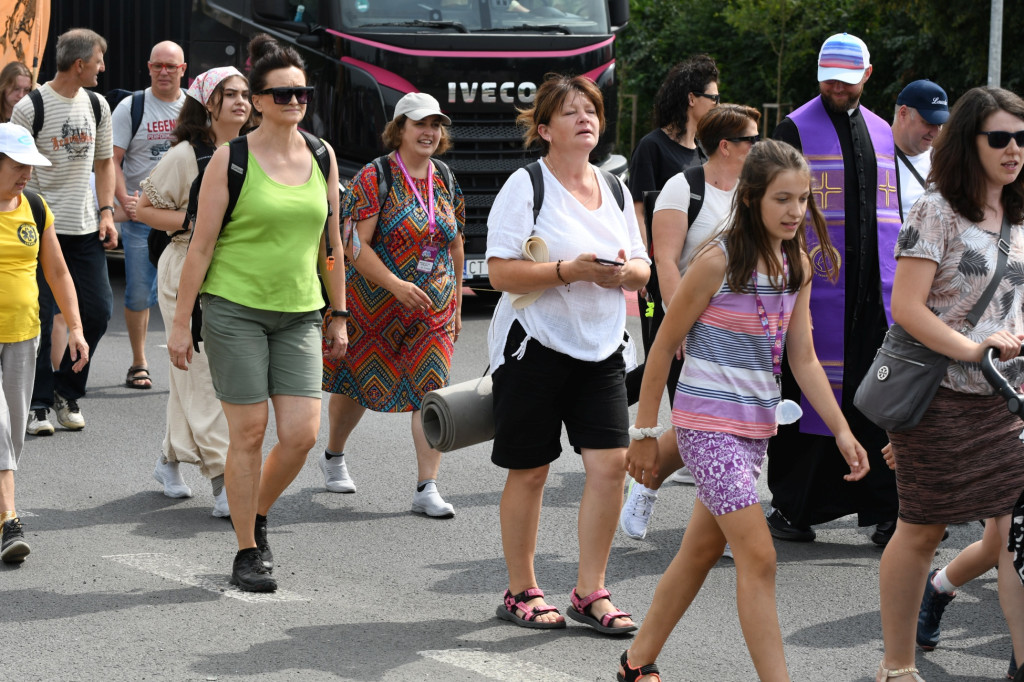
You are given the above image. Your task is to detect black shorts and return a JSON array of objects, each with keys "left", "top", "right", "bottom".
[{"left": 491, "top": 321, "right": 630, "bottom": 470}]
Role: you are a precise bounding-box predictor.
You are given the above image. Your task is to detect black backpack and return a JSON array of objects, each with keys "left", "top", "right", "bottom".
[
  {"left": 370, "top": 154, "right": 456, "bottom": 210},
  {"left": 146, "top": 139, "right": 218, "bottom": 267},
  {"left": 188, "top": 131, "right": 333, "bottom": 351},
  {"left": 523, "top": 160, "right": 624, "bottom": 223},
  {"left": 106, "top": 88, "right": 187, "bottom": 151},
  {"left": 29, "top": 88, "right": 103, "bottom": 138},
  {"left": 23, "top": 190, "right": 47, "bottom": 245}
]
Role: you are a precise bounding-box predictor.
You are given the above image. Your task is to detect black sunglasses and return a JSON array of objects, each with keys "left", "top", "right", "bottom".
[
  {"left": 979, "top": 130, "right": 1024, "bottom": 149},
  {"left": 692, "top": 91, "right": 721, "bottom": 104},
  {"left": 254, "top": 86, "right": 314, "bottom": 105},
  {"left": 726, "top": 134, "right": 761, "bottom": 145}
]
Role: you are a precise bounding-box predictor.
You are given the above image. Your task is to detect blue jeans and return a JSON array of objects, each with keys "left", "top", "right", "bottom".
[
  {"left": 120, "top": 220, "right": 158, "bottom": 311},
  {"left": 32, "top": 232, "right": 113, "bottom": 408}
]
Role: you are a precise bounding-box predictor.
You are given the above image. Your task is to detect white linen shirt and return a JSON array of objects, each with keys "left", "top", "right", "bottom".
[{"left": 486, "top": 163, "right": 648, "bottom": 373}]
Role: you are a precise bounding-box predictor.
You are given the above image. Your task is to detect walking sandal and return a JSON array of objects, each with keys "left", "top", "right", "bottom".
[
  {"left": 567, "top": 587, "right": 637, "bottom": 635},
  {"left": 495, "top": 588, "right": 566, "bottom": 629},
  {"left": 617, "top": 650, "right": 661, "bottom": 681},
  {"left": 876, "top": 662, "right": 925, "bottom": 681}
]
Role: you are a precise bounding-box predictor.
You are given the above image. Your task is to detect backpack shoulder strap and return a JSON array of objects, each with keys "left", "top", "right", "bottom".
[
  {"left": 28, "top": 89, "right": 43, "bottom": 138},
  {"left": 599, "top": 168, "right": 625, "bottom": 212},
  {"left": 224, "top": 136, "right": 249, "bottom": 228},
  {"left": 432, "top": 158, "right": 456, "bottom": 204},
  {"left": 85, "top": 90, "right": 102, "bottom": 129},
  {"left": 642, "top": 190, "right": 660, "bottom": 254},
  {"left": 23, "top": 190, "right": 46, "bottom": 240},
  {"left": 298, "top": 130, "right": 332, "bottom": 216},
  {"left": 524, "top": 160, "right": 544, "bottom": 224},
  {"left": 129, "top": 90, "right": 146, "bottom": 139},
  {"left": 372, "top": 154, "right": 393, "bottom": 210},
  {"left": 683, "top": 164, "right": 706, "bottom": 224}
]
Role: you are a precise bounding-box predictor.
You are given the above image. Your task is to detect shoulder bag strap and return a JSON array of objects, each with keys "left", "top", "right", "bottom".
[
  {"left": 963, "top": 214, "right": 1013, "bottom": 330},
  {"left": 896, "top": 148, "right": 927, "bottom": 189}
]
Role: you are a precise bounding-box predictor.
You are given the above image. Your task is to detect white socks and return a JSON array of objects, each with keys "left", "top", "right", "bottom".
[{"left": 932, "top": 566, "right": 958, "bottom": 595}]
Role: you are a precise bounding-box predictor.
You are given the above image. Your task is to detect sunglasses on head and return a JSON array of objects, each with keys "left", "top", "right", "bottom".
[
  {"left": 692, "top": 91, "right": 721, "bottom": 104},
  {"left": 254, "top": 86, "right": 314, "bottom": 105},
  {"left": 979, "top": 130, "right": 1024, "bottom": 149},
  {"left": 726, "top": 134, "right": 761, "bottom": 145}
]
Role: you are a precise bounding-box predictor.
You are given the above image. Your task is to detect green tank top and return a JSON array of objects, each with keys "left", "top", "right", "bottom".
[{"left": 201, "top": 151, "right": 328, "bottom": 311}]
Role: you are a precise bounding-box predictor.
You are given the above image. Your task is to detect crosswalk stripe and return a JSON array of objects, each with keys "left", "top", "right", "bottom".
[{"left": 418, "top": 648, "right": 581, "bottom": 681}]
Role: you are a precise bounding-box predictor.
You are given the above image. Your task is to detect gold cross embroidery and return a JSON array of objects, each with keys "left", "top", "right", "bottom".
[
  {"left": 878, "top": 170, "right": 897, "bottom": 208},
  {"left": 812, "top": 171, "right": 842, "bottom": 210}
]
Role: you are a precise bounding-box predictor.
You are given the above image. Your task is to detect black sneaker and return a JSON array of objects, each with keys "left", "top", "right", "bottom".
[
  {"left": 229, "top": 548, "right": 277, "bottom": 592},
  {"left": 1, "top": 517, "right": 31, "bottom": 563},
  {"left": 917, "top": 569, "right": 955, "bottom": 650},
  {"left": 871, "top": 520, "right": 897, "bottom": 546},
  {"left": 765, "top": 507, "right": 816, "bottom": 542},
  {"left": 254, "top": 514, "right": 273, "bottom": 572}
]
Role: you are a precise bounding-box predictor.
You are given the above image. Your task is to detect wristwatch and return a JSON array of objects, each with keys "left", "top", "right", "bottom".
[{"left": 98, "top": 205, "right": 115, "bottom": 215}]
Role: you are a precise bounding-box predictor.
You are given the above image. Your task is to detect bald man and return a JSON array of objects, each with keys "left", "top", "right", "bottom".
[{"left": 113, "top": 40, "right": 187, "bottom": 392}]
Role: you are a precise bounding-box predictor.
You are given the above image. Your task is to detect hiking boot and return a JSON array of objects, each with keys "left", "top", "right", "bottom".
[
  {"left": 411, "top": 480, "right": 455, "bottom": 518},
  {"left": 229, "top": 548, "right": 276, "bottom": 592},
  {"left": 319, "top": 451, "right": 356, "bottom": 493},
  {"left": 254, "top": 514, "right": 273, "bottom": 572},
  {"left": 917, "top": 569, "right": 955, "bottom": 650},
  {"left": 153, "top": 456, "right": 193, "bottom": 499},
  {"left": 619, "top": 478, "right": 657, "bottom": 540},
  {"left": 1, "top": 517, "right": 31, "bottom": 563},
  {"left": 26, "top": 408, "right": 54, "bottom": 436},
  {"left": 53, "top": 392, "right": 85, "bottom": 430},
  {"left": 765, "top": 507, "right": 816, "bottom": 542}
]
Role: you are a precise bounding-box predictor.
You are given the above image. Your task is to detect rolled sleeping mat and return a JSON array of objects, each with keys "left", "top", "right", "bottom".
[
  {"left": 421, "top": 375, "right": 494, "bottom": 452},
  {"left": 508, "top": 236, "right": 548, "bottom": 309}
]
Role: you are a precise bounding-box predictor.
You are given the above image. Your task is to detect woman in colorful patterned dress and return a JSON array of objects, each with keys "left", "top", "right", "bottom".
[{"left": 321, "top": 92, "right": 464, "bottom": 518}]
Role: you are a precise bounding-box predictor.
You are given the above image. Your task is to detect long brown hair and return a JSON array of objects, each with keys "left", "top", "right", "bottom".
[
  {"left": 0, "top": 61, "right": 31, "bottom": 122},
  {"left": 722, "top": 139, "right": 838, "bottom": 292},
  {"left": 930, "top": 86, "right": 1024, "bottom": 225}
]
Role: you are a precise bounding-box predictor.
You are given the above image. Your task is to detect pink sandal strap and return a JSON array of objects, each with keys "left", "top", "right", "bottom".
[
  {"left": 599, "top": 609, "right": 632, "bottom": 627},
  {"left": 503, "top": 588, "right": 560, "bottom": 622},
  {"left": 571, "top": 587, "right": 611, "bottom": 611}
]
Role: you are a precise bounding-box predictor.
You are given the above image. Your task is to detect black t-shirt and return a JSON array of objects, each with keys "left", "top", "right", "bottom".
[{"left": 627, "top": 128, "right": 703, "bottom": 203}]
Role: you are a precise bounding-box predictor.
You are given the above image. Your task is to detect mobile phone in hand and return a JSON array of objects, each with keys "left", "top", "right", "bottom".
[{"left": 594, "top": 257, "right": 622, "bottom": 266}]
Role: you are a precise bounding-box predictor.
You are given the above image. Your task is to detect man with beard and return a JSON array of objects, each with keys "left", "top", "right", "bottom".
[{"left": 766, "top": 33, "right": 900, "bottom": 545}]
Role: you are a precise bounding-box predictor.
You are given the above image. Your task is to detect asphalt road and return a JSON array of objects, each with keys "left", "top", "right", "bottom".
[{"left": 4, "top": 266, "right": 1015, "bottom": 681}]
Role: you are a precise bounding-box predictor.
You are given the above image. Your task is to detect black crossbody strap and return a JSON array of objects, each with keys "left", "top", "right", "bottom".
[
  {"left": 964, "top": 214, "right": 1013, "bottom": 329},
  {"left": 896, "top": 148, "right": 927, "bottom": 189}
]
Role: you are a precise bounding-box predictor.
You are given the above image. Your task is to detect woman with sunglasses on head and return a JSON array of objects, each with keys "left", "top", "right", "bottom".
[
  {"left": 875, "top": 87, "right": 1024, "bottom": 682},
  {"left": 320, "top": 91, "right": 464, "bottom": 518},
  {"left": 166, "top": 34, "right": 346, "bottom": 593},
  {"left": 135, "top": 66, "right": 253, "bottom": 517},
  {"left": 620, "top": 104, "right": 761, "bottom": 541},
  {"left": 487, "top": 73, "right": 649, "bottom": 634}
]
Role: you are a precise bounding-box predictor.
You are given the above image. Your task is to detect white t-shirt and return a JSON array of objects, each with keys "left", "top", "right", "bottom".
[
  {"left": 112, "top": 88, "right": 184, "bottom": 196},
  {"left": 486, "top": 164, "right": 648, "bottom": 372},
  {"left": 10, "top": 83, "right": 113, "bottom": 235},
  {"left": 897, "top": 148, "right": 931, "bottom": 218},
  {"left": 653, "top": 169, "right": 735, "bottom": 275}
]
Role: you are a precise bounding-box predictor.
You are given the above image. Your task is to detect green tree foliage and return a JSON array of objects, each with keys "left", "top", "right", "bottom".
[{"left": 616, "top": 0, "right": 1024, "bottom": 155}]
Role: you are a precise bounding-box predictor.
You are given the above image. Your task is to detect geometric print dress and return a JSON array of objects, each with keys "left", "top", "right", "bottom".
[{"left": 323, "top": 154, "right": 465, "bottom": 412}]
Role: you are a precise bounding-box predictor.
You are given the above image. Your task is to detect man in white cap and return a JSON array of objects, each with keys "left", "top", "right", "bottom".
[
  {"left": 10, "top": 28, "right": 116, "bottom": 435},
  {"left": 891, "top": 79, "right": 949, "bottom": 218},
  {"left": 766, "top": 32, "right": 899, "bottom": 546},
  {"left": 0, "top": 122, "right": 89, "bottom": 563},
  {"left": 112, "top": 41, "right": 187, "bottom": 391}
]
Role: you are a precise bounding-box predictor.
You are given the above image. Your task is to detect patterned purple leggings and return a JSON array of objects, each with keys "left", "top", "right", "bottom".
[{"left": 675, "top": 427, "right": 768, "bottom": 516}]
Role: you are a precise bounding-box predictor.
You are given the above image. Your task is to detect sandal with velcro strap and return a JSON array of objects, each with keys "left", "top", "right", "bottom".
[
  {"left": 567, "top": 587, "right": 637, "bottom": 635},
  {"left": 495, "top": 587, "right": 566, "bottom": 629},
  {"left": 617, "top": 650, "right": 661, "bottom": 682}
]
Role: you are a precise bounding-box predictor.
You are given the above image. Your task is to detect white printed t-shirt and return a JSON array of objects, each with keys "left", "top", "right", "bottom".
[
  {"left": 10, "top": 83, "right": 113, "bottom": 236},
  {"left": 112, "top": 88, "right": 184, "bottom": 195}
]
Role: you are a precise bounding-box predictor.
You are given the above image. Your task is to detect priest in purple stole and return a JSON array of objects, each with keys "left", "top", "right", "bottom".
[{"left": 766, "top": 33, "right": 901, "bottom": 544}]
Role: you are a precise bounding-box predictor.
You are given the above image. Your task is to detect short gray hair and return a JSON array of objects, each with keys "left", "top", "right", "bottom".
[{"left": 56, "top": 29, "right": 107, "bottom": 72}]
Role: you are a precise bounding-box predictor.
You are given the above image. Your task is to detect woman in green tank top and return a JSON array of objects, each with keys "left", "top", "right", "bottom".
[{"left": 166, "top": 34, "right": 347, "bottom": 594}]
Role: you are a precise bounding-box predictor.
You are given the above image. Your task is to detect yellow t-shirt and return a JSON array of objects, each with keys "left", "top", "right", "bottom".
[{"left": 0, "top": 193, "right": 54, "bottom": 343}]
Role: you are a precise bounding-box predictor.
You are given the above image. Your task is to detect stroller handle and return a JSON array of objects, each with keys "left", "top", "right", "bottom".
[{"left": 981, "top": 346, "right": 1024, "bottom": 418}]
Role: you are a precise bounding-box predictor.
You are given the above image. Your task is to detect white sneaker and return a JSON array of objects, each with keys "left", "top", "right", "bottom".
[
  {"left": 722, "top": 543, "right": 734, "bottom": 560},
  {"left": 319, "top": 452, "right": 356, "bottom": 493},
  {"left": 53, "top": 392, "right": 85, "bottom": 430},
  {"left": 620, "top": 478, "right": 658, "bottom": 540},
  {"left": 412, "top": 480, "right": 455, "bottom": 518},
  {"left": 153, "top": 456, "right": 192, "bottom": 498},
  {"left": 211, "top": 488, "right": 230, "bottom": 517},
  {"left": 667, "top": 466, "right": 695, "bottom": 485},
  {"left": 27, "top": 408, "right": 55, "bottom": 436}
]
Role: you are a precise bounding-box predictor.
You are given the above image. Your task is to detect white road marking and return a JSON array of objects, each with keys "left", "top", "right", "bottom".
[
  {"left": 104, "top": 552, "right": 308, "bottom": 603},
  {"left": 16, "top": 509, "right": 37, "bottom": 517},
  {"left": 418, "top": 649, "right": 581, "bottom": 681}
]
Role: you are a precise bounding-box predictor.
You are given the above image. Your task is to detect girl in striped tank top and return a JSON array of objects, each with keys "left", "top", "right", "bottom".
[{"left": 615, "top": 140, "right": 871, "bottom": 682}]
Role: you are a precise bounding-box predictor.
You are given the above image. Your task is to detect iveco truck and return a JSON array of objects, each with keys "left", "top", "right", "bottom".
[{"left": 190, "top": 0, "right": 629, "bottom": 289}]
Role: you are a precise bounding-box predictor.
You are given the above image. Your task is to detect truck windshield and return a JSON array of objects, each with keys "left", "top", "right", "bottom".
[{"left": 338, "top": 0, "right": 609, "bottom": 35}]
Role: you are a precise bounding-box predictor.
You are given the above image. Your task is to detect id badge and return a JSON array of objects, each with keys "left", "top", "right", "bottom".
[{"left": 416, "top": 244, "right": 440, "bottom": 273}]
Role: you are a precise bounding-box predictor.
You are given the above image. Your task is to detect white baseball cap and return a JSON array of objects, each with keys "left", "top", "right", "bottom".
[
  {"left": 0, "top": 122, "right": 51, "bottom": 166},
  {"left": 817, "top": 33, "right": 871, "bottom": 85},
  {"left": 393, "top": 92, "right": 451, "bottom": 125}
]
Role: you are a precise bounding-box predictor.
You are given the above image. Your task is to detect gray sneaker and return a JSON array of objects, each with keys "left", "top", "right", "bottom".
[
  {"left": 1, "top": 517, "right": 30, "bottom": 563},
  {"left": 53, "top": 392, "right": 85, "bottom": 430},
  {"left": 619, "top": 477, "right": 658, "bottom": 540},
  {"left": 26, "top": 408, "right": 55, "bottom": 436}
]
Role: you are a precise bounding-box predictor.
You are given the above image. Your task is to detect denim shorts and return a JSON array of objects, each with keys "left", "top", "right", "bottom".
[
  {"left": 201, "top": 294, "right": 323, "bottom": 404},
  {"left": 120, "top": 220, "right": 158, "bottom": 311}
]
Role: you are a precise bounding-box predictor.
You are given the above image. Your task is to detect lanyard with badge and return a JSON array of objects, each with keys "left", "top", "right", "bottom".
[
  {"left": 752, "top": 251, "right": 803, "bottom": 425},
  {"left": 394, "top": 151, "right": 439, "bottom": 274}
]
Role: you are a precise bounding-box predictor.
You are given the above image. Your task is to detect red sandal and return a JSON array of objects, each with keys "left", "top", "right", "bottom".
[
  {"left": 617, "top": 650, "right": 661, "bottom": 681},
  {"left": 567, "top": 588, "right": 637, "bottom": 635},
  {"left": 495, "top": 588, "right": 566, "bottom": 629}
]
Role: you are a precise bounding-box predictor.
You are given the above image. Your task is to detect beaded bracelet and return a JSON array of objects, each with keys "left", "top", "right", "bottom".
[{"left": 556, "top": 259, "right": 569, "bottom": 287}]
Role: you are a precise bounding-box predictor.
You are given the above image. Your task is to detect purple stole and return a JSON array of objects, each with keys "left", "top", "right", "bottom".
[{"left": 788, "top": 97, "right": 901, "bottom": 435}]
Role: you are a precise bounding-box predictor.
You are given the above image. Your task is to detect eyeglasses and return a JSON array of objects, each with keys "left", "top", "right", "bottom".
[
  {"left": 148, "top": 62, "right": 184, "bottom": 73},
  {"left": 692, "top": 92, "right": 721, "bottom": 104},
  {"left": 254, "top": 86, "right": 314, "bottom": 105},
  {"left": 726, "top": 134, "right": 761, "bottom": 145},
  {"left": 979, "top": 130, "right": 1024, "bottom": 149}
]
